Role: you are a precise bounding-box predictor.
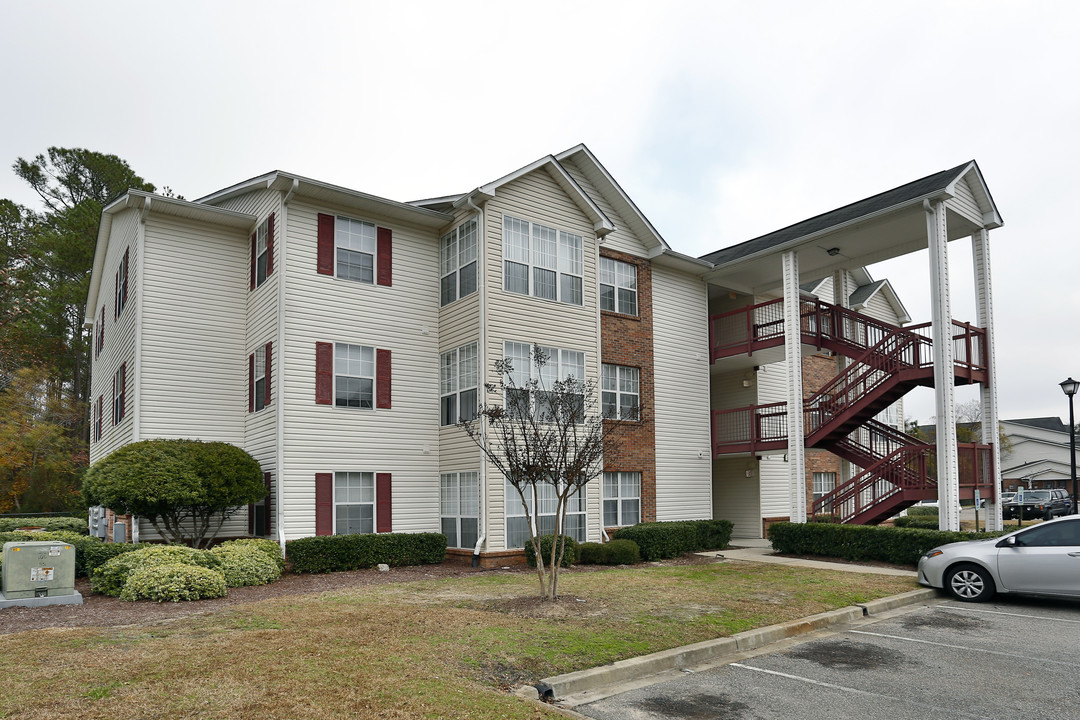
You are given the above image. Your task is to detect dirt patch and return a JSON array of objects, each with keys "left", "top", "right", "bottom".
[
  {"left": 639, "top": 693, "right": 751, "bottom": 719},
  {"left": 901, "top": 609, "right": 984, "bottom": 631},
  {"left": 788, "top": 639, "right": 907, "bottom": 670}
]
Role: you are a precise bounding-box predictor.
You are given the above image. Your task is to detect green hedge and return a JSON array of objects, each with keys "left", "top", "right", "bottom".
[
  {"left": 285, "top": 532, "right": 447, "bottom": 574},
  {"left": 524, "top": 535, "right": 579, "bottom": 568},
  {"left": 611, "top": 519, "right": 734, "bottom": 561},
  {"left": 767, "top": 522, "right": 1004, "bottom": 566},
  {"left": 0, "top": 517, "right": 88, "bottom": 534},
  {"left": 906, "top": 506, "right": 939, "bottom": 517},
  {"left": 0, "top": 531, "right": 142, "bottom": 577},
  {"left": 92, "top": 546, "right": 223, "bottom": 597},
  {"left": 578, "top": 539, "right": 640, "bottom": 565},
  {"left": 893, "top": 516, "right": 940, "bottom": 529}
]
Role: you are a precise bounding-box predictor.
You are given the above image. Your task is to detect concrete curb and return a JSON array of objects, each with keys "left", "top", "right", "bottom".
[{"left": 538, "top": 587, "right": 939, "bottom": 701}]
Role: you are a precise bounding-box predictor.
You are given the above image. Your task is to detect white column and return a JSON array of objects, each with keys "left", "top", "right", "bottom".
[
  {"left": 832, "top": 270, "right": 852, "bottom": 486},
  {"left": 783, "top": 250, "right": 807, "bottom": 522},
  {"left": 973, "top": 228, "right": 1003, "bottom": 531},
  {"left": 926, "top": 201, "right": 960, "bottom": 531}
]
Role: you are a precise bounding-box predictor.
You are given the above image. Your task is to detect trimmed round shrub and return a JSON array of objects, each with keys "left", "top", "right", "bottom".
[
  {"left": 210, "top": 543, "right": 281, "bottom": 587},
  {"left": 578, "top": 539, "right": 641, "bottom": 565},
  {"left": 118, "top": 563, "right": 227, "bottom": 602},
  {"left": 92, "top": 545, "right": 222, "bottom": 597},
  {"left": 524, "top": 534, "right": 579, "bottom": 568},
  {"left": 218, "top": 538, "right": 285, "bottom": 573}
]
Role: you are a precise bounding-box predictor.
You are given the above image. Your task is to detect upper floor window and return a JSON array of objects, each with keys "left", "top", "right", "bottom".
[
  {"left": 503, "top": 215, "right": 583, "bottom": 306},
  {"left": 601, "top": 364, "right": 640, "bottom": 420},
  {"left": 336, "top": 216, "right": 376, "bottom": 284},
  {"left": 600, "top": 257, "right": 637, "bottom": 315},
  {"left": 503, "top": 341, "right": 585, "bottom": 420},
  {"left": 254, "top": 347, "right": 267, "bottom": 412},
  {"left": 335, "top": 343, "right": 374, "bottom": 408},
  {"left": 255, "top": 218, "right": 269, "bottom": 288},
  {"left": 440, "top": 220, "right": 478, "bottom": 306},
  {"left": 441, "top": 342, "right": 478, "bottom": 426},
  {"left": 112, "top": 364, "right": 126, "bottom": 425},
  {"left": 114, "top": 248, "right": 129, "bottom": 318}
]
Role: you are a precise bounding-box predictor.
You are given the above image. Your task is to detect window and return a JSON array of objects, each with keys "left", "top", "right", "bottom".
[
  {"left": 335, "top": 216, "right": 376, "bottom": 283},
  {"left": 114, "top": 248, "right": 129, "bottom": 318},
  {"left": 440, "top": 342, "right": 478, "bottom": 426},
  {"left": 1015, "top": 518, "right": 1080, "bottom": 547},
  {"left": 602, "top": 364, "right": 640, "bottom": 420},
  {"left": 600, "top": 257, "right": 637, "bottom": 315},
  {"left": 503, "top": 342, "right": 585, "bottom": 420},
  {"left": 95, "top": 306, "right": 104, "bottom": 358},
  {"left": 813, "top": 471, "right": 836, "bottom": 505},
  {"left": 441, "top": 472, "right": 479, "bottom": 549},
  {"left": 334, "top": 471, "right": 374, "bottom": 534},
  {"left": 254, "top": 218, "right": 269, "bottom": 288},
  {"left": 505, "top": 479, "right": 586, "bottom": 548},
  {"left": 112, "top": 364, "right": 126, "bottom": 425},
  {"left": 335, "top": 343, "right": 374, "bottom": 408},
  {"left": 254, "top": 348, "right": 267, "bottom": 412},
  {"left": 603, "top": 472, "right": 641, "bottom": 527},
  {"left": 502, "top": 215, "right": 583, "bottom": 305},
  {"left": 440, "top": 219, "right": 478, "bottom": 306}
]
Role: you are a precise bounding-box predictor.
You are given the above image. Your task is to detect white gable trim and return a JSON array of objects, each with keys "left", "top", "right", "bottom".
[{"left": 944, "top": 161, "right": 1003, "bottom": 229}]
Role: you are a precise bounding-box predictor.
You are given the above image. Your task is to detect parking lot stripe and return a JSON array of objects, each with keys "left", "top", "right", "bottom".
[
  {"left": 938, "top": 604, "right": 1080, "bottom": 624},
  {"left": 729, "top": 663, "right": 989, "bottom": 719},
  {"left": 849, "top": 630, "right": 1080, "bottom": 668}
]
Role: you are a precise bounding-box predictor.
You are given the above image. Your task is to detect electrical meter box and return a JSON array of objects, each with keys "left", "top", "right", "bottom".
[{"left": 2, "top": 540, "right": 77, "bottom": 599}]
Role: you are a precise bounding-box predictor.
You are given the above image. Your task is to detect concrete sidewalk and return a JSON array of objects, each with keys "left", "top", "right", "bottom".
[{"left": 705, "top": 539, "right": 917, "bottom": 577}]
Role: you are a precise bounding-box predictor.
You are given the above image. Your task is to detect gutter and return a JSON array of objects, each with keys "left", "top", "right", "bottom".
[
  {"left": 276, "top": 179, "right": 299, "bottom": 555},
  {"left": 467, "top": 194, "right": 488, "bottom": 567}
]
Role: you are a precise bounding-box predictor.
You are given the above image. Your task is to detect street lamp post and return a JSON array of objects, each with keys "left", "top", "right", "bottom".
[{"left": 1060, "top": 378, "right": 1079, "bottom": 515}]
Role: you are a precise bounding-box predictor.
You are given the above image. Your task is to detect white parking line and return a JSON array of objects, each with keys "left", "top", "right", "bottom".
[
  {"left": 938, "top": 604, "right": 1080, "bottom": 624},
  {"left": 849, "top": 630, "right": 1080, "bottom": 668},
  {"left": 729, "top": 663, "right": 991, "bottom": 719}
]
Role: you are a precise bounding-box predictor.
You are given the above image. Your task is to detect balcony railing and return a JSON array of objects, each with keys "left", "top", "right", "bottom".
[{"left": 711, "top": 403, "right": 788, "bottom": 455}]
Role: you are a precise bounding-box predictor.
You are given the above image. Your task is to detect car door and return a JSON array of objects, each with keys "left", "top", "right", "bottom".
[{"left": 995, "top": 519, "right": 1080, "bottom": 596}]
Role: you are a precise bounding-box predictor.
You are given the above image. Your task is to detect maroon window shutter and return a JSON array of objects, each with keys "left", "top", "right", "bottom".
[
  {"left": 122, "top": 248, "right": 129, "bottom": 305},
  {"left": 376, "top": 473, "right": 392, "bottom": 533},
  {"left": 120, "top": 363, "right": 126, "bottom": 420},
  {"left": 376, "top": 348, "right": 391, "bottom": 409},
  {"left": 248, "top": 500, "right": 255, "bottom": 535},
  {"left": 377, "top": 227, "right": 392, "bottom": 286},
  {"left": 317, "top": 213, "right": 335, "bottom": 276},
  {"left": 315, "top": 473, "right": 333, "bottom": 535},
  {"left": 264, "top": 472, "right": 272, "bottom": 536},
  {"left": 111, "top": 373, "right": 116, "bottom": 425},
  {"left": 266, "top": 212, "right": 275, "bottom": 276},
  {"left": 248, "top": 353, "right": 255, "bottom": 412},
  {"left": 264, "top": 342, "right": 272, "bottom": 407},
  {"left": 250, "top": 231, "right": 257, "bottom": 290},
  {"left": 97, "top": 396, "right": 102, "bottom": 439},
  {"left": 315, "top": 342, "right": 333, "bottom": 405}
]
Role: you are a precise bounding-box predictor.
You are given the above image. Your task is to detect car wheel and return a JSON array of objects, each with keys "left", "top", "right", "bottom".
[
  {"left": 1044, "top": 510, "right": 1053, "bottom": 521},
  {"left": 945, "top": 564, "right": 996, "bottom": 602}
]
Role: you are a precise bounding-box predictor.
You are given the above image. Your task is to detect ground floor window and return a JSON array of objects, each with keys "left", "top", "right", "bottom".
[
  {"left": 335, "top": 471, "right": 374, "bottom": 534},
  {"left": 603, "top": 471, "right": 641, "bottom": 527},
  {"left": 505, "top": 480, "right": 586, "bottom": 548},
  {"left": 441, "top": 472, "right": 479, "bottom": 549},
  {"left": 813, "top": 471, "right": 836, "bottom": 512}
]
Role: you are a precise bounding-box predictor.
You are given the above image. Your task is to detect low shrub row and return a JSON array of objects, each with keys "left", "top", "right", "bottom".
[
  {"left": 893, "top": 515, "right": 940, "bottom": 529},
  {"left": 0, "top": 517, "right": 88, "bottom": 534},
  {"left": 767, "top": 521, "right": 1004, "bottom": 566},
  {"left": 612, "top": 519, "right": 734, "bottom": 560},
  {"left": 578, "top": 539, "right": 640, "bottom": 565},
  {"left": 285, "top": 532, "right": 447, "bottom": 573}
]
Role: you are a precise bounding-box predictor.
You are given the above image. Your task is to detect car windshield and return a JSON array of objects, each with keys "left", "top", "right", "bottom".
[{"left": 1025, "top": 491, "right": 1050, "bottom": 501}]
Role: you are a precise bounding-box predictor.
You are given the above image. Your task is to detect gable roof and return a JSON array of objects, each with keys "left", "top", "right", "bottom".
[
  {"left": 1006, "top": 417, "right": 1070, "bottom": 434},
  {"left": 700, "top": 161, "right": 1000, "bottom": 267}
]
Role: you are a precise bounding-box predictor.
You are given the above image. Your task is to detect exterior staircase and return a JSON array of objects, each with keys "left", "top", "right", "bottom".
[{"left": 709, "top": 298, "right": 995, "bottom": 523}]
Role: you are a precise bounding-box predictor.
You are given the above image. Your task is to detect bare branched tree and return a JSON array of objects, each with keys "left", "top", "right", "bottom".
[{"left": 460, "top": 345, "right": 638, "bottom": 600}]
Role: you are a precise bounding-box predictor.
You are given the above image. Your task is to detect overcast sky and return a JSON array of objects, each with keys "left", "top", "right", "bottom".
[{"left": 2, "top": 1, "right": 1076, "bottom": 424}]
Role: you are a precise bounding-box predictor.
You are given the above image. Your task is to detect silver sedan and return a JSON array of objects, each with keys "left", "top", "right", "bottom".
[{"left": 918, "top": 515, "right": 1080, "bottom": 601}]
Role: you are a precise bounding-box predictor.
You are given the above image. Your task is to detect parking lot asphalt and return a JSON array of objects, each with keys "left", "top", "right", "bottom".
[{"left": 573, "top": 596, "right": 1080, "bottom": 720}]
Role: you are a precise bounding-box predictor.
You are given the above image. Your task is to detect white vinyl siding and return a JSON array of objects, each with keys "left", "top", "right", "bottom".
[
  {"left": 559, "top": 156, "right": 654, "bottom": 258},
  {"left": 712, "top": 457, "right": 762, "bottom": 538}
]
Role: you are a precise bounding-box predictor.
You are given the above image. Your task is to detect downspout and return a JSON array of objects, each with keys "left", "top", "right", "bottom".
[
  {"left": 467, "top": 194, "right": 487, "bottom": 567},
  {"left": 131, "top": 196, "right": 150, "bottom": 545},
  {"left": 597, "top": 229, "right": 609, "bottom": 543},
  {"left": 276, "top": 179, "right": 298, "bottom": 556}
]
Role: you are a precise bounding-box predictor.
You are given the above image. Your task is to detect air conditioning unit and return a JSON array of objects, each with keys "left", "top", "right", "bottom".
[{"left": 2, "top": 541, "right": 77, "bottom": 601}]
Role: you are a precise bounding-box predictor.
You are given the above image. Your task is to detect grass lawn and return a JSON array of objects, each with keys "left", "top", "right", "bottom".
[{"left": 0, "top": 560, "right": 917, "bottom": 719}]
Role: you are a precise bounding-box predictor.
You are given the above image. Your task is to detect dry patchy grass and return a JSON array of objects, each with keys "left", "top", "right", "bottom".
[{"left": 0, "top": 559, "right": 916, "bottom": 719}]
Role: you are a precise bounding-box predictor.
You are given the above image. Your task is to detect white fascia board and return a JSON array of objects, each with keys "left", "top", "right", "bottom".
[
  {"left": 650, "top": 248, "right": 714, "bottom": 274},
  {"left": 555, "top": 144, "right": 670, "bottom": 250},
  {"left": 945, "top": 161, "right": 1003, "bottom": 229},
  {"left": 850, "top": 267, "right": 873, "bottom": 286},
  {"left": 195, "top": 171, "right": 278, "bottom": 204}
]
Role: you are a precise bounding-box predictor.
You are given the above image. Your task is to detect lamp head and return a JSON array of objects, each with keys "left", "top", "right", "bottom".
[{"left": 1061, "top": 377, "right": 1079, "bottom": 397}]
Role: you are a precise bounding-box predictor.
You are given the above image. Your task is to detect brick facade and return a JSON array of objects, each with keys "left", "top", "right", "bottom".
[
  {"left": 802, "top": 352, "right": 844, "bottom": 513},
  {"left": 600, "top": 248, "right": 657, "bottom": 524}
]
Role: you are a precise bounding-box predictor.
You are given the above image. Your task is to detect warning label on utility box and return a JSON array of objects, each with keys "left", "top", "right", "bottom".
[{"left": 30, "top": 567, "right": 54, "bottom": 582}]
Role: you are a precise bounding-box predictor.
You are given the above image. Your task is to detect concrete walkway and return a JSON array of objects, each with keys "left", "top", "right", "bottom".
[{"left": 703, "top": 539, "right": 917, "bottom": 578}]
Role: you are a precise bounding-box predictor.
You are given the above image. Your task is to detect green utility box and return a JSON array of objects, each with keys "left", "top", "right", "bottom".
[{"left": 2, "top": 540, "right": 77, "bottom": 599}]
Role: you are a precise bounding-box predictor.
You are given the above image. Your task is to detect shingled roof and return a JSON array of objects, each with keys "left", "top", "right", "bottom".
[{"left": 700, "top": 161, "right": 975, "bottom": 266}]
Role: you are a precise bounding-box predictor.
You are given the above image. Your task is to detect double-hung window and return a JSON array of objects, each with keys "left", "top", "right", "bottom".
[
  {"left": 440, "top": 342, "right": 478, "bottom": 426},
  {"left": 440, "top": 219, "right": 478, "bottom": 306},
  {"left": 441, "top": 472, "right": 479, "bottom": 549},
  {"left": 600, "top": 257, "right": 637, "bottom": 315},
  {"left": 603, "top": 471, "right": 641, "bottom": 527},
  {"left": 813, "top": 472, "right": 836, "bottom": 512},
  {"left": 336, "top": 216, "right": 376, "bottom": 283},
  {"left": 601, "top": 364, "right": 640, "bottom": 420},
  {"left": 112, "top": 365, "right": 125, "bottom": 425},
  {"left": 335, "top": 343, "right": 375, "bottom": 408},
  {"left": 334, "top": 471, "right": 374, "bottom": 534},
  {"left": 505, "top": 479, "right": 586, "bottom": 548},
  {"left": 503, "top": 215, "right": 583, "bottom": 306},
  {"left": 114, "top": 248, "right": 129, "bottom": 317},
  {"left": 255, "top": 218, "right": 269, "bottom": 288},
  {"left": 254, "top": 349, "right": 267, "bottom": 412},
  {"left": 503, "top": 342, "right": 585, "bottom": 420}
]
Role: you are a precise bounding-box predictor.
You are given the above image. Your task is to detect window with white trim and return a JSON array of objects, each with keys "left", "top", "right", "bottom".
[
  {"left": 112, "top": 366, "right": 125, "bottom": 425},
  {"left": 603, "top": 471, "right": 641, "bottom": 527},
  {"left": 334, "top": 471, "right": 374, "bottom": 534},
  {"left": 601, "top": 364, "right": 639, "bottom": 420},
  {"left": 503, "top": 342, "right": 585, "bottom": 420},
  {"left": 502, "top": 215, "right": 583, "bottom": 305},
  {"left": 600, "top": 257, "right": 637, "bottom": 315},
  {"left": 335, "top": 216, "right": 376, "bottom": 283},
  {"left": 441, "top": 472, "right": 479, "bottom": 549},
  {"left": 335, "top": 343, "right": 374, "bottom": 408},
  {"left": 813, "top": 471, "right": 836, "bottom": 505},
  {"left": 254, "top": 349, "right": 267, "bottom": 412},
  {"left": 255, "top": 218, "right": 269, "bottom": 288},
  {"left": 114, "top": 249, "right": 129, "bottom": 317},
  {"left": 440, "top": 219, "right": 478, "bottom": 306},
  {"left": 440, "top": 342, "right": 478, "bottom": 426},
  {"left": 505, "top": 479, "right": 586, "bottom": 548}
]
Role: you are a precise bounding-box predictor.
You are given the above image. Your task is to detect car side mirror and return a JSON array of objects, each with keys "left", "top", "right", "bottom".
[{"left": 996, "top": 535, "right": 1018, "bottom": 548}]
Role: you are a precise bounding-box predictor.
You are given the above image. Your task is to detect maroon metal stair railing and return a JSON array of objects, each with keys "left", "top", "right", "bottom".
[
  {"left": 711, "top": 402, "right": 788, "bottom": 455},
  {"left": 812, "top": 446, "right": 936, "bottom": 524}
]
